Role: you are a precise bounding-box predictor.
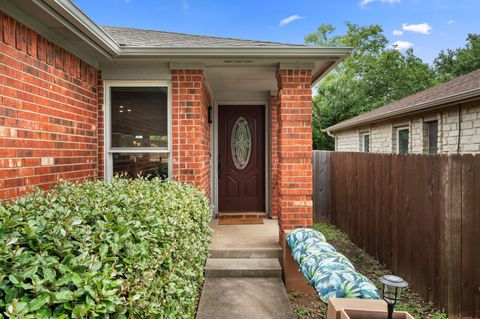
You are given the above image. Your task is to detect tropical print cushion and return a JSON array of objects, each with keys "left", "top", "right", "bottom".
[
  {"left": 312, "top": 269, "right": 380, "bottom": 302},
  {"left": 300, "top": 252, "right": 355, "bottom": 284},
  {"left": 286, "top": 228, "right": 326, "bottom": 249},
  {"left": 291, "top": 238, "right": 337, "bottom": 265}
]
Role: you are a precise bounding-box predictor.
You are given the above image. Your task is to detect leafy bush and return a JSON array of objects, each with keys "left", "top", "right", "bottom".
[{"left": 0, "top": 178, "right": 212, "bottom": 318}]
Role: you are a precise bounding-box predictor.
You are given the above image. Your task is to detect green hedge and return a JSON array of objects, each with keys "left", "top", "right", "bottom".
[{"left": 0, "top": 178, "right": 212, "bottom": 318}]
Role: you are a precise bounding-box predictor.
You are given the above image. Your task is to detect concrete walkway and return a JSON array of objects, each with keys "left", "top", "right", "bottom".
[{"left": 196, "top": 219, "right": 294, "bottom": 319}]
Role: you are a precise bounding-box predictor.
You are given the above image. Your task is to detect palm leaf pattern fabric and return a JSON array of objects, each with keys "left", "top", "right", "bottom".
[
  {"left": 291, "top": 238, "right": 337, "bottom": 265},
  {"left": 312, "top": 270, "right": 380, "bottom": 302},
  {"left": 286, "top": 228, "right": 326, "bottom": 249},
  {"left": 286, "top": 228, "right": 380, "bottom": 303},
  {"left": 300, "top": 252, "right": 355, "bottom": 284}
]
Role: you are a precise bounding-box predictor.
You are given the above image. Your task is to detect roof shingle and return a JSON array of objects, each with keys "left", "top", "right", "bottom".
[
  {"left": 101, "top": 26, "right": 306, "bottom": 48},
  {"left": 327, "top": 68, "right": 480, "bottom": 131}
]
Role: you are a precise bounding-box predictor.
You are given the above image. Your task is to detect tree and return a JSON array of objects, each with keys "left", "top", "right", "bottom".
[
  {"left": 308, "top": 23, "right": 436, "bottom": 150},
  {"left": 434, "top": 34, "right": 480, "bottom": 80}
]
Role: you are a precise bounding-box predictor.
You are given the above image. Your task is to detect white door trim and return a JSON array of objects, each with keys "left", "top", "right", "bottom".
[{"left": 212, "top": 100, "right": 270, "bottom": 216}]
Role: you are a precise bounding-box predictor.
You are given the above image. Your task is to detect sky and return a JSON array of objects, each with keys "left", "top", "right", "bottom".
[{"left": 73, "top": 0, "right": 480, "bottom": 64}]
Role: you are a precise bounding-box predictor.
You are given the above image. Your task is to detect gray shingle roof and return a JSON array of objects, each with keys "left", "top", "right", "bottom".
[
  {"left": 326, "top": 68, "right": 480, "bottom": 131},
  {"left": 101, "top": 26, "right": 306, "bottom": 48}
]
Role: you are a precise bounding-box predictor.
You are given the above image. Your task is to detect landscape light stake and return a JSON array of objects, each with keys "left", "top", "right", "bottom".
[{"left": 379, "top": 275, "right": 409, "bottom": 319}]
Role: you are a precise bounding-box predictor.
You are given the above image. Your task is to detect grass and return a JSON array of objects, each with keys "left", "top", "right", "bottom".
[{"left": 288, "top": 223, "right": 447, "bottom": 319}]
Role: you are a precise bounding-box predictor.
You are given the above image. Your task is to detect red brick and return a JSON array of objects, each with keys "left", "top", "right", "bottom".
[
  {"left": 170, "top": 69, "right": 212, "bottom": 197},
  {"left": 0, "top": 11, "right": 101, "bottom": 201},
  {"left": 275, "top": 68, "right": 314, "bottom": 239}
]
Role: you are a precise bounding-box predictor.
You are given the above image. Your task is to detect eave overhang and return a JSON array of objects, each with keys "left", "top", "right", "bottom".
[{"left": 324, "top": 88, "right": 480, "bottom": 133}]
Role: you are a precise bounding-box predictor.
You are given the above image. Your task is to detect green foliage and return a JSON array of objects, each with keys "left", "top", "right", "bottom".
[
  {"left": 311, "top": 223, "right": 349, "bottom": 243},
  {"left": 295, "top": 305, "right": 313, "bottom": 319},
  {"left": 434, "top": 34, "right": 480, "bottom": 80},
  {"left": 0, "top": 178, "right": 212, "bottom": 318},
  {"left": 306, "top": 23, "right": 437, "bottom": 150}
]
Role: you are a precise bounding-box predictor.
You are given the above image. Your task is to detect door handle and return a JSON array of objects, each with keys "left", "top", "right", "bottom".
[{"left": 218, "top": 154, "right": 223, "bottom": 179}]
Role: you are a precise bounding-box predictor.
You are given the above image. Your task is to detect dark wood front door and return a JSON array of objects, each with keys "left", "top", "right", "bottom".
[{"left": 218, "top": 106, "right": 265, "bottom": 212}]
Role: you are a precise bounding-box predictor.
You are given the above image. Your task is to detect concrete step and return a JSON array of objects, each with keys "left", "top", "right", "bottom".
[
  {"left": 196, "top": 277, "right": 294, "bottom": 319},
  {"left": 205, "top": 258, "right": 282, "bottom": 278},
  {"left": 209, "top": 248, "right": 282, "bottom": 259}
]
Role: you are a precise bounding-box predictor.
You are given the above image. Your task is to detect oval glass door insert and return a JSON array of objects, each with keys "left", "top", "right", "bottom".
[{"left": 231, "top": 116, "right": 252, "bottom": 170}]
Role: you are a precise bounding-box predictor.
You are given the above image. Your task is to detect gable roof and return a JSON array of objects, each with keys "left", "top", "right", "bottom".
[
  {"left": 326, "top": 68, "right": 480, "bottom": 132},
  {"left": 101, "top": 26, "right": 305, "bottom": 48}
]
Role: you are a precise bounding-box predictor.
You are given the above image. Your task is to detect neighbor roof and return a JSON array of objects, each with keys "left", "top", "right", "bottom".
[
  {"left": 101, "top": 26, "right": 306, "bottom": 48},
  {"left": 326, "top": 68, "right": 480, "bottom": 132}
]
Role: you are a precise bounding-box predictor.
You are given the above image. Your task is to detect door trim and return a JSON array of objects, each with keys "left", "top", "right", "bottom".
[{"left": 212, "top": 100, "right": 270, "bottom": 217}]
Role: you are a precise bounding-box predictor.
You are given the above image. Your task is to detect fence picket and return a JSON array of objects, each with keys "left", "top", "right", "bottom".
[{"left": 317, "top": 152, "right": 479, "bottom": 318}]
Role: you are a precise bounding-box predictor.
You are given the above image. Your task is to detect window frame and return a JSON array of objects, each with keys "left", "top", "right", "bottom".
[
  {"left": 104, "top": 81, "right": 172, "bottom": 180},
  {"left": 361, "top": 132, "right": 370, "bottom": 153},
  {"left": 426, "top": 120, "right": 439, "bottom": 154},
  {"left": 396, "top": 126, "right": 410, "bottom": 154}
]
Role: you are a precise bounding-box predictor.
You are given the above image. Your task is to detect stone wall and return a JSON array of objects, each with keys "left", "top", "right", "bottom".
[{"left": 333, "top": 100, "right": 480, "bottom": 154}]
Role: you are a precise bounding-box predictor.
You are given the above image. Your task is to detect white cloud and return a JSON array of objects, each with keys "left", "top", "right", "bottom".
[
  {"left": 360, "top": 0, "right": 400, "bottom": 6},
  {"left": 392, "top": 40, "right": 413, "bottom": 50},
  {"left": 279, "top": 15, "right": 304, "bottom": 26},
  {"left": 402, "top": 23, "right": 432, "bottom": 34},
  {"left": 393, "top": 30, "right": 404, "bottom": 35},
  {"left": 447, "top": 19, "right": 455, "bottom": 24}
]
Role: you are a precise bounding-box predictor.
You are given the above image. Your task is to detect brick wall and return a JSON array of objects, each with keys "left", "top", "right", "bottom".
[
  {"left": 171, "top": 69, "right": 212, "bottom": 196},
  {"left": 0, "top": 12, "right": 100, "bottom": 200},
  {"left": 97, "top": 72, "right": 104, "bottom": 178},
  {"left": 276, "top": 69, "right": 313, "bottom": 237},
  {"left": 270, "top": 94, "right": 279, "bottom": 218},
  {"left": 333, "top": 100, "right": 480, "bottom": 154}
]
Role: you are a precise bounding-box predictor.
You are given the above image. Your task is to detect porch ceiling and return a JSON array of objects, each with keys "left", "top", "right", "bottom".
[
  {"left": 204, "top": 58, "right": 336, "bottom": 100},
  {"left": 205, "top": 65, "right": 277, "bottom": 100}
]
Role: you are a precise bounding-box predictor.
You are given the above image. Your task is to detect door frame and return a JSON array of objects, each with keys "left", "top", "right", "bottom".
[{"left": 212, "top": 100, "right": 270, "bottom": 216}]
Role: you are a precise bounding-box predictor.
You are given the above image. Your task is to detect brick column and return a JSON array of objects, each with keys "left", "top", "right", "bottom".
[
  {"left": 276, "top": 69, "right": 313, "bottom": 239},
  {"left": 270, "top": 94, "right": 279, "bottom": 218},
  {"left": 171, "top": 69, "right": 212, "bottom": 196}
]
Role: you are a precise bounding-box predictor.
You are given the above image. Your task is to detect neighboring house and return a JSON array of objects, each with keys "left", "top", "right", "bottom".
[
  {"left": 0, "top": 1, "right": 350, "bottom": 236},
  {"left": 325, "top": 69, "right": 480, "bottom": 154}
]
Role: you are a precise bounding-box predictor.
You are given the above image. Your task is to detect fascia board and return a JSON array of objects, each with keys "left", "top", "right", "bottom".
[{"left": 325, "top": 88, "right": 480, "bottom": 132}]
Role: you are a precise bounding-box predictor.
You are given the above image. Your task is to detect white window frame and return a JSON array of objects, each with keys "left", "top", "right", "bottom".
[
  {"left": 361, "top": 132, "right": 370, "bottom": 153},
  {"left": 104, "top": 81, "right": 172, "bottom": 180},
  {"left": 396, "top": 126, "right": 410, "bottom": 154}
]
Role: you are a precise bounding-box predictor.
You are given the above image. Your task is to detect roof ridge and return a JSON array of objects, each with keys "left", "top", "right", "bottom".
[{"left": 100, "top": 25, "right": 306, "bottom": 47}]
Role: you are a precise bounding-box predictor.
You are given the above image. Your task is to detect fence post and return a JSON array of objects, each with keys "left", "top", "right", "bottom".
[
  {"left": 444, "top": 155, "right": 462, "bottom": 319},
  {"left": 313, "top": 150, "right": 331, "bottom": 222}
]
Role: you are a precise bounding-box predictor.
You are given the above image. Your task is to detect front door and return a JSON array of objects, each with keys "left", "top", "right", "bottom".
[{"left": 218, "top": 106, "right": 265, "bottom": 212}]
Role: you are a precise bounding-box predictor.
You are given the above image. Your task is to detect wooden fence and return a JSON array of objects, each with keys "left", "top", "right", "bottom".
[
  {"left": 313, "top": 151, "right": 331, "bottom": 221},
  {"left": 321, "top": 152, "right": 479, "bottom": 319}
]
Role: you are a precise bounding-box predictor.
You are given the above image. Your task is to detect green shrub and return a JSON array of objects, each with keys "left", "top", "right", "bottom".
[{"left": 0, "top": 178, "right": 212, "bottom": 318}]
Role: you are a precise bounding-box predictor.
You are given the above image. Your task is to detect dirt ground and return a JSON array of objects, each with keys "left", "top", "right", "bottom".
[{"left": 288, "top": 223, "right": 446, "bottom": 319}]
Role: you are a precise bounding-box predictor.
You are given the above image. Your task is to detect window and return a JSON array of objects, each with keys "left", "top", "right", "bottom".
[
  {"left": 396, "top": 127, "right": 409, "bottom": 154},
  {"left": 105, "top": 83, "right": 171, "bottom": 179},
  {"left": 360, "top": 133, "right": 370, "bottom": 152},
  {"left": 426, "top": 121, "right": 438, "bottom": 154}
]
